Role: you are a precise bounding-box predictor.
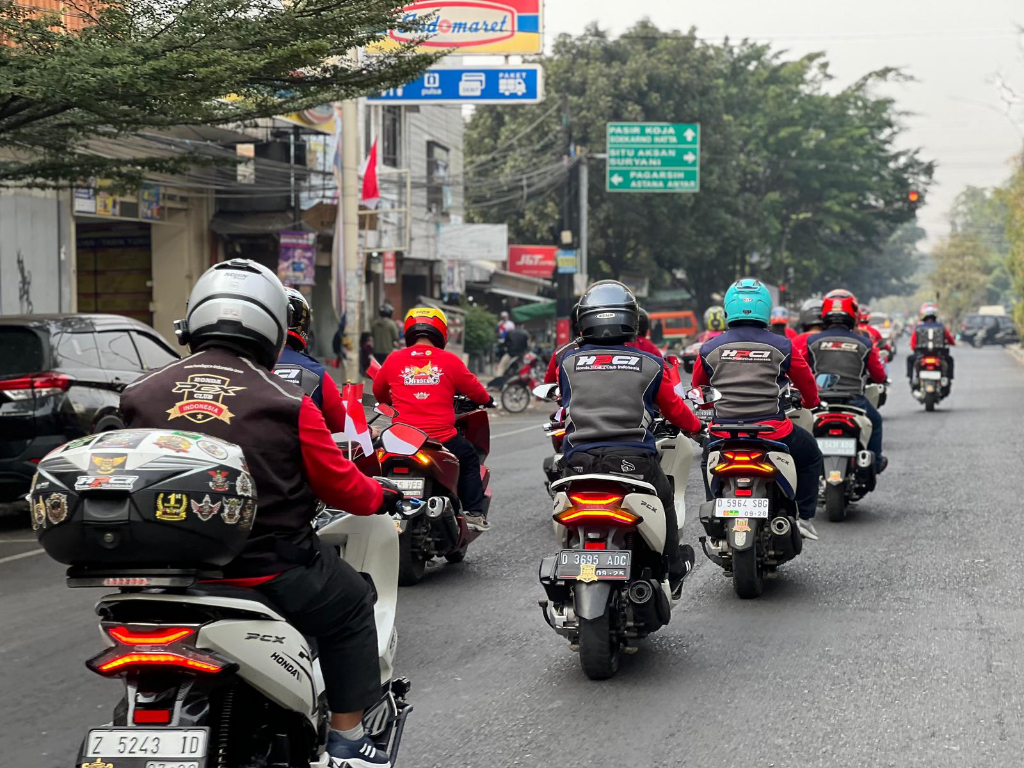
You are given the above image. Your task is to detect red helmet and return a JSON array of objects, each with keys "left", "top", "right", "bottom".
[
  {"left": 403, "top": 307, "right": 449, "bottom": 349},
  {"left": 822, "top": 289, "right": 858, "bottom": 328},
  {"left": 858, "top": 304, "right": 871, "bottom": 324}
]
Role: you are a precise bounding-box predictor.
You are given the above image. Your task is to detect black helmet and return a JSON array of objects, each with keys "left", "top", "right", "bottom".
[
  {"left": 798, "top": 298, "right": 825, "bottom": 332},
  {"left": 379, "top": 302, "right": 394, "bottom": 318},
  {"left": 577, "top": 280, "right": 639, "bottom": 344},
  {"left": 638, "top": 308, "right": 650, "bottom": 337},
  {"left": 285, "top": 287, "right": 311, "bottom": 350}
]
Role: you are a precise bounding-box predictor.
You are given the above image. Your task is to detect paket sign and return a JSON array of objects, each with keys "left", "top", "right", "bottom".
[
  {"left": 374, "top": 0, "right": 542, "bottom": 54},
  {"left": 507, "top": 245, "right": 556, "bottom": 278}
]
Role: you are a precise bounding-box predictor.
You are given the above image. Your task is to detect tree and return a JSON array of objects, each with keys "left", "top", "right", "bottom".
[
  {"left": 464, "top": 21, "right": 933, "bottom": 307},
  {"left": 0, "top": 0, "right": 434, "bottom": 185},
  {"left": 930, "top": 234, "right": 991, "bottom": 325},
  {"left": 1004, "top": 158, "right": 1024, "bottom": 332}
]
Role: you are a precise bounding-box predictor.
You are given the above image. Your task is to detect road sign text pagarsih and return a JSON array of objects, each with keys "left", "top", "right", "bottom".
[{"left": 606, "top": 123, "right": 700, "bottom": 193}]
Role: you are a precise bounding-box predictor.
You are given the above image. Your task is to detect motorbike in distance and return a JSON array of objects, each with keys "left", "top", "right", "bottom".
[
  {"left": 910, "top": 354, "right": 950, "bottom": 411},
  {"left": 533, "top": 383, "right": 700, "bottom": 680},
  {"left": 499, "top": 351, "right": 545, "bottom": 413}
]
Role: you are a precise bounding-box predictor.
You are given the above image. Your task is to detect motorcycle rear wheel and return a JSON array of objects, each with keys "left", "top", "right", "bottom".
[
  {"left": 924, "top": 390, "right": 937, "bottom": 412},
  {"left": 501, "top": 383, "right": 530, "bottom": 413},
  {"left": 731, "top": 546, "right": 763, "bottom": 599},
  {"left": 398, "top": 527, "right": 427, "bottom": 586},
  {"left": 578, "top": 609, "right": 621, "bottom": 680},
  {"left": 825, "top": 483, "right": 847, "bottom": 522}
]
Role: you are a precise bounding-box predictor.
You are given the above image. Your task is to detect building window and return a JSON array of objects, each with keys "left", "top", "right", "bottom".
[
  {"left": 382, "top": 106, "right": 402, "bottom": 167},
  {"left": 426, "top": 141, "right": 450, "bottom": 215}
]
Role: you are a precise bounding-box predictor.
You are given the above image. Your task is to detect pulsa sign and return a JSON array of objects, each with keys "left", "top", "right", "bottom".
[{"left": 377, "top": 0, "right": 542, "bottom": 54}]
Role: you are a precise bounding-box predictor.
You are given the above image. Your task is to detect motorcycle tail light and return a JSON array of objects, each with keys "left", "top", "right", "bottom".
[
  {"left": 712, "top": 450, "right": 777, "bottom": 477},
  {"left": 134, "top": 709, "right": 172, "bottom": 725},
  {"left": 88, "top": 624, "right": 230, "bottom": 678},
  {"left": 556, "top": 490, "right": 637, "bottom": 527},
  {"left": 922, "top": 356, "right": 940, "bottom": 367}
]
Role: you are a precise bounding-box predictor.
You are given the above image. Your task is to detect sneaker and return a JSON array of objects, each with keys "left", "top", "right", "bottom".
[
  {"left": 464, "top": 513, "right": 491, "bottom": 532},
  {"left": 327, "top": 732, "right": 391, "bottom": 768},
  {"left": 876, "top": 456, "right": 889, "bottom": 474},
  {"left": 670, "top": 544, "right": 696, "bottom": 600},
  {"left": 797, "top": 519, "right": 819, "bottom": 541}
]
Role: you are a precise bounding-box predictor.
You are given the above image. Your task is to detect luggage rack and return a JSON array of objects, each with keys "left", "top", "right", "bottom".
[{"left": 66, "top": 567, "right": 223, "bottom": 589}]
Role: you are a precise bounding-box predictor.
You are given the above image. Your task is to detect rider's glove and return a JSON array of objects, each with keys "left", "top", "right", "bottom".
[
  {"left": 485, "top": 396, "right": 497, "bottom": 408},
  {"left": 374, "top": 476, "right": 404, "bottom": 514}
]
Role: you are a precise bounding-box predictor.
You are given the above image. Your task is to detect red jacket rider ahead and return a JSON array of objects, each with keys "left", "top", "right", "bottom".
[{"left": 373, "top": 344, "right": 491, "bottom": 442}]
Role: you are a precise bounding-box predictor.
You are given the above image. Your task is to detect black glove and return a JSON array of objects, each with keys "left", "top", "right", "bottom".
[
  {"left": 374, "top": 477, "right": 404, "bottom": 514},
  {"left": 485, "top": 396, "right": 497, "bottom": 408}
]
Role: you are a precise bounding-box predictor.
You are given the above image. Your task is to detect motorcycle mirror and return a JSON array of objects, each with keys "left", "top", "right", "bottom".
[
  {"left": 532, "top": 383, "right": 559, "bottom": 400},
  {"left": 816, "top": 373, "right": 840, "bottom": 390},
  {"left": 374, "top": 403, "right": 398, "bottom": 419},
  {"left": 665, "top": 354, "right": 681, "bottom": 367},
  {"left": 380, "top": 424, "right": 428, "bottom": 456}
]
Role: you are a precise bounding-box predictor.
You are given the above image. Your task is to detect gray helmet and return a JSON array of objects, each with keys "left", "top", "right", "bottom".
[
  {"left": 577, "top": 280, "right": 639, "bottom": 343},
  {"left": 174, "top": 259, "right": 288, "bottom": 369},
  {"left": 798, "top": 298, "right": 825, "bottom": 332}
]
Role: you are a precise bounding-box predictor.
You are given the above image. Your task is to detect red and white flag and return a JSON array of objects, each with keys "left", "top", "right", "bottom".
[
  {"left": 341, "top": 382, "right": 374, "bottom": 458},
  {"left": 360, "top": 138, "right": 380, "bottom": 210},
  {"left": 664, "top": 358, "right": 686, "bottom": 399}
]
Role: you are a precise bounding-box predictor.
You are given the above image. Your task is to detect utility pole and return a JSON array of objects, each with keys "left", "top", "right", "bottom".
[
  {"left": 341, "top": 98, "right": 361, "bottom": 377},
  {"left": 555, "top": 94, "right": 575, "bottom": 346},
  {"left": 579, "top": 152, "right": 589, "bottom": 285}
]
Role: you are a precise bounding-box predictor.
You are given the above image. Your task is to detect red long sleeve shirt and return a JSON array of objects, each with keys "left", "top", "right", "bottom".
[
  {"left": 298, "top": 397, "right": 383, "bottom": 514},
  {"left": 629, "top": 336, "right": 664, "bottom": 358},
  {"left": 655, "top": 375, "right": 702, "bottom": 434},
  {"left": 373, "top": 345, "right": 490, "bottom": 441},
  {"left": 320, "top": 372, "right": 348, "bottom": 434}
]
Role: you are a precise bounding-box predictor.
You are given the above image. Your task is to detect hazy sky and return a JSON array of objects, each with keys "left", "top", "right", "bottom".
[{"left": 543, "top": 0, "right": 1024, "bottom": 246}]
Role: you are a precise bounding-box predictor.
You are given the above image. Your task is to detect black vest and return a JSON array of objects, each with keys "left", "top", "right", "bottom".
[{"left": 120, "top": 346, "right": 317, "bottom": 575}]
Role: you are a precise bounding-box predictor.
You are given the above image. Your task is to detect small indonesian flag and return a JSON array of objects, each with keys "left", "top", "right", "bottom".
[
  {"left": 341, "top": 382, "right": 374, "bottom": 458},
  {"left": 664, "top": 358, "right": 685, "bottom": 399},
  {"left": 361, "top": 138, "right": 380, "bottom": 210},
  {"left": 366, "top": 355, "right": 382, "bottom": 380}
]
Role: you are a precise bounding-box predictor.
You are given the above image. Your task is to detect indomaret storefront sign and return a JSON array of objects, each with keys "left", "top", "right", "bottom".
[{"left": 375, "top": 0, "right": 542, "bottom": 54}]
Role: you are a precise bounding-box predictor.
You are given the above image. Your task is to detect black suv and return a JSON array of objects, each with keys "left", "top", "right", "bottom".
[
  {"left": 0, "top": 315, "right": 179, "bottom": 502},
  {"left": 960, "top": 314, "right": 1020, "bottom": 347}
]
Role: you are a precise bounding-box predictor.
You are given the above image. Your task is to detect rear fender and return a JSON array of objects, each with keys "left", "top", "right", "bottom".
[
  {"left": 823, "top": 456, "right": 849, "bottom": 485},
  {"left": 727, "top": 517, "right": 758, "bottom": 552},
  {"left": 624, "top": 493, "right": 666, "bottom": 554},
  {"left": 574, "top": 581, "right": 613, "bottom": 621}
]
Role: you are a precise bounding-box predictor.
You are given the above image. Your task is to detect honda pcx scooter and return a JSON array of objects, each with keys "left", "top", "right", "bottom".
[
  {"left": 910, "top": 354, "right": 950, "bottom": 411},
  {"left": 812, "top": 374, "right": 877, "bottom": 521},
  {"left": 536, "top": 389, "right": 698, "bottom": 680},
  {"left": 379, "top": 395, "right": 492, "bottom": 585},
  {"left": 32, "top": 427, "right": 423, "bottom": 768}
]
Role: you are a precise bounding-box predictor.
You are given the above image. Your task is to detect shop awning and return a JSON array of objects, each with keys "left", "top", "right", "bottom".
[
  {"left": 511, "top": 300, "right": 555, "bottom": 322},
  {"left": 209, "top": 211, "right": 312, "bottom": 236},
  {"left": 474, "top": 285, "right": 551, "bottom": 303}
]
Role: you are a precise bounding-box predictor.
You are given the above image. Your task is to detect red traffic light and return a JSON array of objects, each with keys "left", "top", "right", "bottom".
[{"left": 907, "top": 190, "right": 921, "bottom": 204}]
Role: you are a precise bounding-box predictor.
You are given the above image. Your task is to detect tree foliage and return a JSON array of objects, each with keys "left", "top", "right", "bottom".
[
  {"left": 0, "top": 0, "right": 434, "bottom": 185},
  {"left": 1004, "top": 159, "right": 1024, "bottom": 332},
  {"left": 465, "top": 21, "right": 933, "bottom": 306}
]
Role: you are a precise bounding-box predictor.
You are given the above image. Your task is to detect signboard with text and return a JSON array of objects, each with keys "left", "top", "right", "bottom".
[
  {"left": 507, "top": 245, "right": 557, "bottom": 278},
  {"left": 373, "top": 0, "right": 542, "bottom": 54},
  {"left": 606, "top": 122, "right": 701, "bottom": 193},
  {"left": 367, "top": 65, "right": 544, "bottom": 105},
  {"left": 556, "top": 249, "right": 578, "bottom": 275}
]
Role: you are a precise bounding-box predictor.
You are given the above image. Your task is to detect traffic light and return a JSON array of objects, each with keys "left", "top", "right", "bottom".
[{"left": 907, "top": 189, "right": 922, "bottom": 208}]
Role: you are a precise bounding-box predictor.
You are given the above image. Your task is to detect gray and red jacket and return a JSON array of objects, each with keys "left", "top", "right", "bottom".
[{"left": 804, "top": 326, "right": 887, "bottom": 397}]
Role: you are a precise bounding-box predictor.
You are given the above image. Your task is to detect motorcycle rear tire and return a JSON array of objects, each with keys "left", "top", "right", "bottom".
[
  {"left": 501, "top": 383, "right": 530, "bottom": 413},
  {"left": 578, "top": 607, "right": 620, "bottom": 680},
  {"left": 398, "top": 528, "right": 427, "bottom": 586},
  {"left": 825, "top": 483, "right": 847, "bottom": 522},
  {"left": 924, "top": 390, "right": 937, "bottom": 412},
  {"left": 444, "top": 543, "right": 468, "bottom": 564},
  {"left": 731, "top": 546, "right": 763, "bottom": 599}
]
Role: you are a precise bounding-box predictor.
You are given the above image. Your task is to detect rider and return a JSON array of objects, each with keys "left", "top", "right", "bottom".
[
  {"left": 558, "top": 281, "right": 702, "bottom": 597},
  {"left": 692, "top": 278, "right": 823, "bottom": 540},
  {"left": 274, "top": 288, "right": 347, "bottom": 433},
  {"left": 633, "top": 308, "right": 664, "bottom": 357},
  {"left": 120, "top": 259, "right": 398, "bottom": 767},
  {"left": 544, "top": 303, "right": 661, "bottom": 383},
  {"left": 907, "top": 302, "right": 956, "bottom": 389},
  {"left": 770, "top": 306, "right": 798, "bottom": 340},
  {"left": 858, "top": 305, "right": 883, "bottom": 347},
  {"left": 373, "top": 307, "right": 495, "bottom": 532},
  {"left": 371, "top": 302, "right": 400, "bottom": 364},
  {"left": 804, "top": 289, "right": 889, "bottom": 473},
  {"left": 791, "top": 297, "right": 824, "bottom": 361},
  {"left": 698, "top": 305, "right": 727, "bottom": 343}
]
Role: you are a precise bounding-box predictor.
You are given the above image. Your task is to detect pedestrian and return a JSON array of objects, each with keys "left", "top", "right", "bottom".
[
  {"left": 359, "top": 331, "right": 374, "bottom": 378},
  {"left": 371, "top": 302, "right": 400, "bottom": 364},
  {"left": 651, "top": 319, "right": 665, "bottom": 345},
  {"left": 496, "top": 310, "right": 515, "bottom": 340}
]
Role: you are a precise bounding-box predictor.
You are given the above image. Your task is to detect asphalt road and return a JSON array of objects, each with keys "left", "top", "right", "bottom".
[{"left": 2, "top": 345, "right": 1023, "bottom": 767}]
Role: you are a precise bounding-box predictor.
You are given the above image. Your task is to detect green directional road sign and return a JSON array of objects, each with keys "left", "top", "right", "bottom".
[{"left": 606, "top": 122, "right": 700, "bottom": 193}]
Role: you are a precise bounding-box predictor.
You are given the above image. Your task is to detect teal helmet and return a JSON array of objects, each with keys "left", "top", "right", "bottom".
[{"left": 723, "top": 278, "right": 773, "bottom": 326}]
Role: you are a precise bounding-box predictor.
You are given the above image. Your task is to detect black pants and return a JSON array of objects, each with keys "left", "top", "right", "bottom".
[
  {"left": 256, "top": 537, "right": 380, "bottom": 713},
  {"left": 907, "top": 351, "right": 954, "bottom": 379},
  {"left": 563, "top": 447, "right": 686, "bottom": 581},
  {"left": 444, "top": 434, "right": 485, "bottom": 515},
  {"left": 702, "top": 425, "right": 823, "bottom": 521}
]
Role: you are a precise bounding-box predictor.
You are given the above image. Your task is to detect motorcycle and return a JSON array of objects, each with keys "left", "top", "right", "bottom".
[
  {"left": 379, "top": 395, "right": 492, "bottom": 585},
  {"left": 499, "top": 351, "right": 544, "bottom": 413},
  {"left": 864, "top": 381, "right": 889, "bottom": 409},
  {"left": 812, "top": 374, "right": 877, "bottom": 521},
  {"left": 698, "top": 397, "right": 804, "bottom": 599},
  {"left": 540, "top": 405, "right": 566, "bottom": 499},
  {"left": 33, "top": 426, "right": 426, "bottom": 768},
  {"left": 910, "top": 354, "right": 950, "bottom": 411},
  {"left": 537, "top": 407, "right": 697, "bottom": 680}
]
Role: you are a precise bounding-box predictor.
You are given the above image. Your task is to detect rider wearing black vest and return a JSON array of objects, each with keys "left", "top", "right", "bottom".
[{"left": 907, "top": 303, "right": 956, "bottom": 390}]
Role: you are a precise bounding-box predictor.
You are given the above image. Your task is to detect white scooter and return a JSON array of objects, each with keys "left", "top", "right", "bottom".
[{"left": 534, "top": 385, "right": 698, "bottom": 680}]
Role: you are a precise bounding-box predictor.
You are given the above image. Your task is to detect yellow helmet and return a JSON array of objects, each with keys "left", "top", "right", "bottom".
[
  {"left": 703, "top": 305, "right": 727, "bottom": 332},
  {"left": 403, "top": 307, "right": 449, "bottom": 348}
]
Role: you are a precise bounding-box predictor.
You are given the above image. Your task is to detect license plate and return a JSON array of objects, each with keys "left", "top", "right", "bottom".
[
  {"left": 388, "top": 477, "right": 425, "bottom": 497},
  {"left": 817, "top": 437, "right": 857, "bottom": 457},
  {"left": 86, "top": 729, "right": 207, "bottom": 761},
  {"left": 696, "top": 408, "right": 714, "bottom": 422},
  {"left": 919, "top": 370, "right": 942, "bottom": 380},
  {"left": 554, "top": 550, "right": 630, "bottom": 581},
  {"left": 714, "top": 498, "right": 769, "bottom": 518}
]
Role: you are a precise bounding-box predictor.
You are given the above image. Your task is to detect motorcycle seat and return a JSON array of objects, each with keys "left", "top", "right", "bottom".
[{"left": 549, "top": 472, "right": 657, "bottom": 495}]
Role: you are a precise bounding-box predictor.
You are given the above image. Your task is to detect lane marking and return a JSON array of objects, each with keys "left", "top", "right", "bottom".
[
  {"left": 0, "top": 539, "right": 38, "bottom": 544},
  {"left": 0, "top": 548, "right": 46, "bottom": 565},
  {"left": 492, "top": 423, "right": 546, "bottom": 439}
]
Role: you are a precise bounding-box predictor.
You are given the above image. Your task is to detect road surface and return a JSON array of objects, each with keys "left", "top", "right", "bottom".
[{"left": 2, "top": 346, "right": 1021, "bottom": 767}]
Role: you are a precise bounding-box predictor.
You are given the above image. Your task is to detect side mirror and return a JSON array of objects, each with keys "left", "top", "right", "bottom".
[
  {"left": 380, "top": 424, "right": 428, "bottom": 456},
  {"left": 816, "top": 372, "right": 840, "bottom": 390},
  {"left": 686, "top": 386, "right": 721, "bottom": 404},
  {"left": 532, "top": 383, "right": 559, "bottom": 401},
  {"left": 374, "top": 403, "right": 397, "bottom": 419},
  {"left": 665, "top": 354, "right": 681, "bottom": 368}
]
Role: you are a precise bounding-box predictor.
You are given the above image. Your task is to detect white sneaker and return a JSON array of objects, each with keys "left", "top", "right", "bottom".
[
  {"left": 797, "top": 519, "right": 819, "bottom": 541},
  {"left": 464, "top": 514, "right": 491, "bottom": 532}
]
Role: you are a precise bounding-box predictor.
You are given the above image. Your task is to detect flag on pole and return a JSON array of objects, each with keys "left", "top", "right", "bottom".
[
  {"left": 664, "top": 358, "right": 686, "bottom": 399},
  {"left": 366, "top": 355, "right": 382, "bottom": 381},
  {"left": 341, "top": 382, "right": 374, "bottom": 458},
  {"left": 360, "top": 137, "right": 380, "bottom": 210}
]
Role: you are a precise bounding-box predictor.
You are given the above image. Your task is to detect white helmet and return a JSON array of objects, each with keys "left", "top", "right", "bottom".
[{"left": 175, "top": 259, "right": 288, "bottom": 369}]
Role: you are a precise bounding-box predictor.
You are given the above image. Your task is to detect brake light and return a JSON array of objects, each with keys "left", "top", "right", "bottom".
[
  {"left": 0, "top": 373, "right": 73, "bottom": 400},
  {"left": 93, "top": 652, "right": 226, "bottom": 675},
  {"left": 555, "top": 508, "right": 639, "bottom": 527},
  {"left": 584, "top": 541, "right": 607, "bottom": 550},
  {"left": 568, "top": 492, "right": 625, "bottom": 509},
  {"left": 133, "top": 709, "right": 172, "bottom": 725},
  {"left": 922, "top": 356, "right": 940, "bottom": 367},
  {"left": 108, "top": 626, "right": 195, "bottom": 646},
  {"left": 712, "top": 450, "right": 776, "bottom": 477},
  {"left": 829, "top": 429, "right": 843, "bottom": 436},
  {"left": 816, "top": 413, "right": 856, "bottom": 428},
  {"left": 734, "top": 489, "right": 752, "bottom": 497}
]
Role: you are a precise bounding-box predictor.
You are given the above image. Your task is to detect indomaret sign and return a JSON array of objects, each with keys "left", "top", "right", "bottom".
[{"left": 373, "top": 1, "right": 542, "bottom": 54}]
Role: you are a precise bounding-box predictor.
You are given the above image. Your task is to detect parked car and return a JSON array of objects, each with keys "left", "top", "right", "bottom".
[
  {"left": 960, "top": 314, "right": 1002, "bottom": 347},
  {"left": 994, "top": 315, "right": 1020, "bottom": 345},
  {"left": 0, "top": 314, "right": 179, "bottom": 502}
]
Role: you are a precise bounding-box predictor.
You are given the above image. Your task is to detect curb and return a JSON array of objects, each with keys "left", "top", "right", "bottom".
[{"left": 1006, "top": 344, "right": 1024, "bottom": 366}]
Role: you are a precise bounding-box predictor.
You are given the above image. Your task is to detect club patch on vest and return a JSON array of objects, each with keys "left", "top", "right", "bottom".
[
  {"left": 720, "top": 349, "right": 773, "bottom": 361},
  {"left": 574, "top": 354, "right": 642, "bottom": 372},
  {"left": 167, "top": 374, "right": 245, "bottom": 424},
  {"left": 401, "top": 362, "right": 442, "bottom": 386},
  {"left": 817, "top": 341, "right": 861, "bottom": 352}
]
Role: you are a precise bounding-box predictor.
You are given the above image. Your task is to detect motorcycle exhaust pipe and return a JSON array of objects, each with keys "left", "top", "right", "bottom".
[
  {"left": 770, "top": 516, "right": 791, "bottom": 537},
  {"left": 857, "top": 450, "right": 873, "bottom": 469},
  {"left": 426, "top": 497, "right": 446, "bottom": 519},
  {"left": 627, "top": 580, "right": 654, "bottom": 605}
]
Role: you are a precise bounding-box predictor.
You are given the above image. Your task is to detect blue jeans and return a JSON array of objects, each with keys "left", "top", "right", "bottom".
[{"left": 850, "top": 395, "right": 883, "bottom": 468}]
